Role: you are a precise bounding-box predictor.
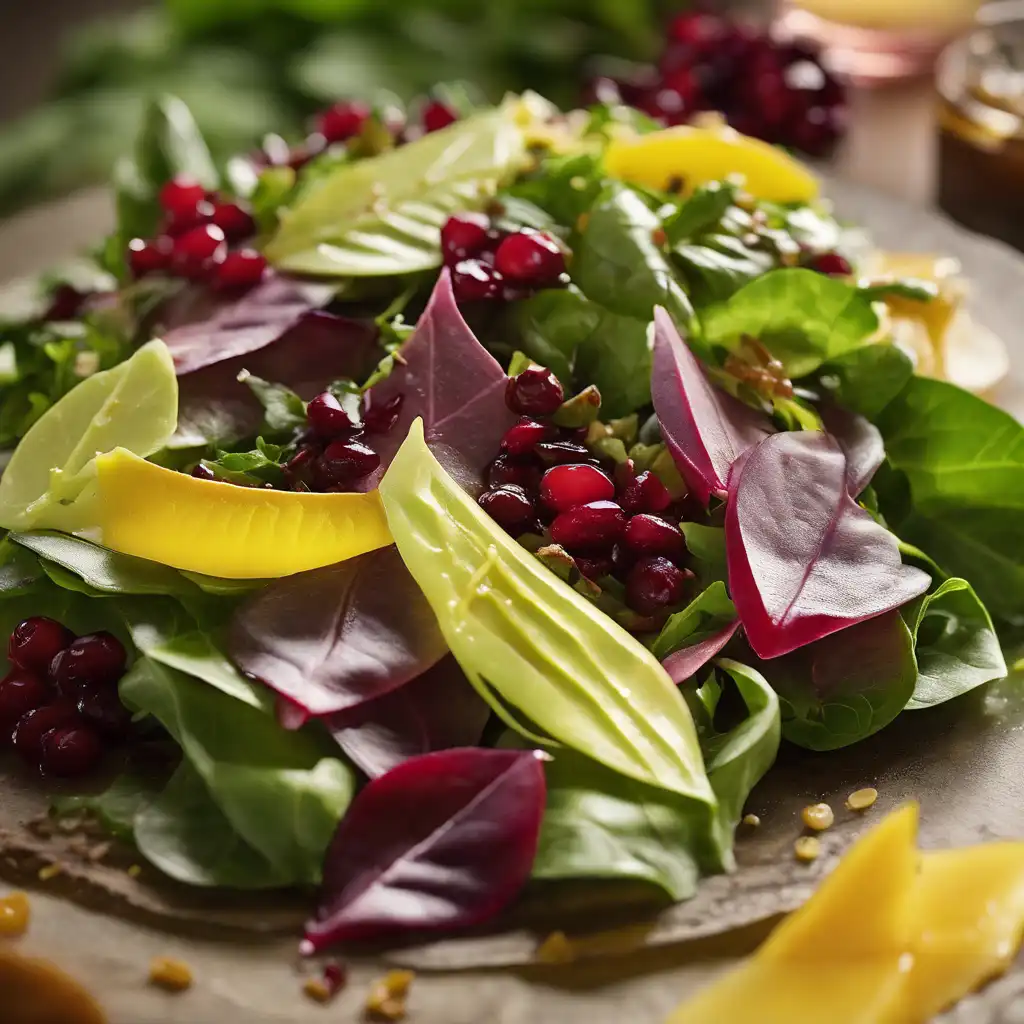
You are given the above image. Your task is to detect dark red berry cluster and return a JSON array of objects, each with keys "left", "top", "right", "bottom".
[
  {"left": 586, "top": 10, "right": 846, "bottom": 158},
  {"left": 127, "top": 175, "right": 266, "bottom": 291},
  {"left": 1, "top": 618, "right": 131, "bottom": 778},
  {"left": 442, "top": 214, "right": 569, "bottom": 304},
  {"left": 478, "top": 367, "right": 694, "bottom": 620}
]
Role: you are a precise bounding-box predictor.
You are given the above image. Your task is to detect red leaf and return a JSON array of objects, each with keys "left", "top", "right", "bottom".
[
  {"left": 229, "top": 547, "right": 447, "bottom": 717},
  {"left": 726, "top": 431, "right": 930, "bottom": 659},
  {"left": 359, "top": 270, "right": 518, "bottom": 491},
  {"left": 661, "top": 619, "right": 740, "bottom": 685},
  {"left": 304, "top": 748, "right": 546, "bottom": 949},
  {"left": 651, "top": 306, "right": 772, "bottom": 505},
  {"left": 819, "top": 403, "right": 885, "bottom": 496}
]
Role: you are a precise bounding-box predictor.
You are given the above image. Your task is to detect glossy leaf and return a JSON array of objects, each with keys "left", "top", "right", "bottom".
[
  {"left": 650, "top": 582, "right": 738, "bottom": 686},
  {"left": 727, "top": 431, "right": 930, "bottom": 659},
  {"left": 662, "top": 621, "right": 740, "bottom": 687},
  {"left": 818, "top": 341, "right": 914, "bottom": 421},
  {"left": 229, "top": 546, "right": 448, "bottom": 717},
  {"left": 304, "top": 748, "right": 546, "bottom": 948},
  {"left": 53, "top": 773, "right": 160, "bottom": 843},
  {"left": 680, "top": 523, "right": 728, "bottom": 586},
  {"left": 379, "top": 419, "right": 715, "bottom": 803},
  {"left": 674, "top": 235, "right": 776, "bottom": 306},
  {"left": 819, "top": 402, "right": 885, "bottom": 496},
  {"left": 902, "top": 578, "right": 1006, "bottom": 709},
  {"left": 651, "top": 306, "right": 772, "bottom": 504},
  {"left": 664, "top": 181, "right": 738, "bottom": 245}
]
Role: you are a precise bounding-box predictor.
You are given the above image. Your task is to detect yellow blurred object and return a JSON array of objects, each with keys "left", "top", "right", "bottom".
[
  {"left": 0, "top": 945, "right": 107, "bottom": 1024},
  {"left": 604, "top": 125, "right": 820, "bottom": 203},
  {"left": 667, "top": 805, "right": 1024, "bottom": 1024},
  {"left": 94, "top": 449, "right": 392, "bottom": 578}
]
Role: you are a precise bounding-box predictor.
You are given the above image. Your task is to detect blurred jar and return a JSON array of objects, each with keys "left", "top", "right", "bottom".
[{"left": 938, "top": 1, "right": 1024, "bottom": 249}]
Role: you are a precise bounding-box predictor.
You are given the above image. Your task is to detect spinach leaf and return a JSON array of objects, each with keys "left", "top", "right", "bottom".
[
  {"left": 674, "top": 235, "right": 776, "bottom": 306},
  {"left": 902, "top": 578, "right": 1006, "bottom": 709},
  {"left": 507, "top": 289, "right": 586, "bottom": 385},
  {"left": 650, "top": 582, "right": 736, "bottom": 661},
  {"left": 680, "top": 523, "right": 728, "bottom": 586},
  {"left": 53, "top": 773, "right": 162, "bottom": 841},
  {"left": 238, "top": 371, "right": 307, "bottom": 435},
  {"left": 818, "top": 341, "right": 914, "bottom": 421},
  {"left": 504, "top": 151, "right": 606, "bottom": 227},
  {"left": 0, "top": 538, "right": 44, "bottom": 597},
  {"left": 664, "top": 181, "right": 737, "bottom": 245}
]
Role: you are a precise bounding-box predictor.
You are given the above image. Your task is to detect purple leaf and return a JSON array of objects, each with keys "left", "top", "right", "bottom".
[
  {"left": 726, "top": 431, "right": 930, "bottom": 660},
  {"left": 360, "top": 270, "right": 518, "bottom": 490},
  {"left": 303, "top": 747, "right": 546, "bottom": 950},
  {"left": 819, "top": 403, "right": 885, "bottom": 496},
  {"left": 229, "top": 547, "right": 448, "bottom": 717},
  {"left": 661, "top": 619, "right": 740, "bottom": 685},
  {"left": 651, "top": 306, "right": 772, "bottom": 505},
  {"left": 329, "top": 657, "right": 491, "bottom": 778}
]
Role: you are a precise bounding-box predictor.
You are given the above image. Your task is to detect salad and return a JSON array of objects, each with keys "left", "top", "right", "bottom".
[{"left": 0, "top": 86, "right": 1019, "bottom": 956}]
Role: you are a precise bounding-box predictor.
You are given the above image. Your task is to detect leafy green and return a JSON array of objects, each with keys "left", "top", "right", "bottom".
[
  {"left": 0, "top": 538, "right": 45, "bottom": 597},
  {"left": 674, "top": 235, "right": 776, "bottom": 307},
  {"left": 53, "top": 773, "right": 162, "bottom": 842},
  {"left": 818, "top": 341, "right": 914, "bottom": 421},
  {"left": 663, "top": 181, "right": 738, "bottom": 245},
  {"left": 680, "top": 523, "right": 728, "bottom": 587},
  {"left": 238, "top": 372, "right": 307, "bottom": 435},
  {"left": 649, "top": 582, "right": 736, "bottom": 661}
]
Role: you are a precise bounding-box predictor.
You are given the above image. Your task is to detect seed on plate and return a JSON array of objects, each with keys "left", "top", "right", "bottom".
[
  {"left": 365, "top": 969, "right": 415, "bottom": 1021},
  {"left": 149, "top": 956, "right": 193, "bottom": 992},
  {"left": 0, "top": 891, "right": 30, "bottom": 936},
  {"left": 320, "top": 439, "right": 381, "bottom": 480},
  {"left": 37, "top": 863, "right": 62, "bottom": 882},
  {"left": 794, "top": 836, "right": 821, "bottom": 862},
  {"left": 846, "top": 787, "right": 878, "bottom": 811},
  {"left": 535, "top": 930, "right": 576, "bottom": 964},
  {"left": 801, "top": 802, "right": 834, "bottom": 832},
  {"left": 742, "top": 813, "right": 761, "bottom": 827}
]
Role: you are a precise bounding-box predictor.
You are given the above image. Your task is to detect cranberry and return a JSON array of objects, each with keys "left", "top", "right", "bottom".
[
  {"left": 790, "top": 105, "right": 844, "bottom": 158},
  {"left": 171, "top": 224, "right": 226, "bottom": 280},
  {"left": 127, "top": 236, "right": 172, "bottom": 278},
  {"left": 76, "top": 688, "right": 132, "bottom": 740},
  {"left": 441, "top": 213, "right": 491, "bottom": 266},
  {"left": 669, "top": 12, "right": 728, "bottom": 50},
  {"left": 488, "top": 454, "right": 542, "bottom": 492},
  {"left": 214, "top": 249, "right": 267, "bottom": 291},
  {"left": 362, "top": 393, "right": 404, "bottom": 435},
  {"left": 318, "top": 101, "right": 371, "bottom": 142},
  {"left": 423, "top": 99, "right": 458, "bottom": 133},
  {"left": 574, "top": 556, "right": 614, "bottom": 580},
  {"left": 158, "top": 175, "right": 207, "bottom": 217},
  {"left": 478, "top": 485, "right": 536, "bottom": 534},
  {"left": 494, "top": 232, "right": 566, "bottom": 286},
  {"left": 0, "top": 671, "right": 50, "bottom": 731},
  {"left": 611, "top": 542, "right": 635, "bottom": 578},
  {"left": 624, "top": 514, "right": 686, "bottom": 560},
  {"left": 621, "top": 471, "right": 673, "bottom": 514},
  {"left": 306, "top": 391, "right": 356, "bottom": 439},
  {"left": 812, "top": 252, "right": 853, "bottom": 277},
  {"left": 9, "top": 617, "right": 74, "bottom": 674},
  {"left": 12, "top": 699, "right": 80, "bottom": 760},
  {"left": 191, "top": 464, "right": 216, "bottom": 480},
  {"left": 550, "top": 500, "right": 626, "bottom": 552},
  {"left": 451, "top": 259, "right": 503, "bottom": 302},
  {"left": 321, "top": 961, "right": 348, "bottom": 996},
  {"left": 39, "top": 725, "right": 103, "bottom": 778},
  {"left": 49, "top": 632, "right": 127, "bottom": 696},
  {"left": 320, "top": 440, "right": 381, "bottom": 480},
  {"left": 501, "top": 418, "right": 554, "bottom": 457},
  {"left": 211, "top": 201, "right": 256, "bottom": 242},
  {"left": 534, "top": 440, "right": 594, "bottom": 466},
  {"left": 164, "top": 198, "right": 217, "bottom": 238},
  {"left": 625, "top": 557, "right": 690, "bottom": 616},
  {"left": 540, "top": 464, "right": 615, "bottom": 512},
  {"left": 505, "top": 366, "right": 564, "bottom": 417},
  {"left": 43, "top": 284, "right": 87, "bottom": 322}
]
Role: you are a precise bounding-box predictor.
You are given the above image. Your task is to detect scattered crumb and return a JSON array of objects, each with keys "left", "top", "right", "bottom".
[
  {"left": 846, "top": 787, "right": 879, "bottom": 812},
  {"left": 364, "top": 969, "right": 414, "bottom": 1021},
  {"left": 67, "top": 835, "right": 92, "bottom": 858},
  {"left": 29, "top": 817, "right": 56, "bottom": 838},
  {"left": 801, "top": 803, "right": 835, "bottom": 832},
  {"left": 0, "top": 891, "right": 31, "bottom": 936},
  {"left": 149, "top": 956, "right": 193, "bottom": 993},
  {"left": 651, "top": 227, "right": 668, "bottom": 248},
  {"left": 535, "top": 930, "right": 576, "bottom": 965},
  {"left": 87, "top": 842, "right": 112, "bottom": 863},
  {"left": 741, "top": 813, "right": 761, "bottom": 828},
  {"left": 794, "top": 836, "right": 821, "bottom": 863},
  {"left": 303, "top": 978, "right": 333, "bottom": 1004},
  {"left": 56, "top": 816, "right": 82, "bottom": 835},
  {"left": 127, "top": 865, "right": 142, "bottom": 878},
  {"left": 303, "top": 962, "right": 347, "bottom": 1004},
  {"left": 37, "top": 863, "right": 63, "bottom": 882}
]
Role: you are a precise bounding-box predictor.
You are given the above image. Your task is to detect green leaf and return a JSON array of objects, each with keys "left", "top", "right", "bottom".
[
  {"left": 0, "top": 537, "right": 44, "bottom": 597},
  {"left": 53, "top": 773, "right": 162, "bottom": 842},
  {"left": 876, "top": 376, "right": 1024, "bottom": 622},
  {"left": 649, "top": 582, "right": 736, "bottom": 661},
  {"left": 701, "top": 268, "right": 880, "bottom": 378},
  {"left": 663, "top": 181, "right": 738, "bottom": 245},
  {"left": 680, "top": 523, "right": 728, "bottom": 587},
  {"left": 674, "top": 235, "right": 776, "bottom": 306},
  {"left": 818, "top": 341, "right": 914, "bottom": 420},
  {"left": 266, "top": 103, "right": 529, "bottom": 276},
  {"left": 509, "top": 288, "right": 588, "bottom": 385},
  {"left": 858, "top": 279, "right": 939, "bottom": 304},
  {"left": 379, "top": 419, "right": 715, "bottom": 804},
  {"left": 239, "top": 371, "right": 307, "bottom": 435},
  {"left": 902, "top": 578, "right": 1007, "bottom": 709}
]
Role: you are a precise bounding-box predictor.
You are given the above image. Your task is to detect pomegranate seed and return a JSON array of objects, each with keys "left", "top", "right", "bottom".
[
  {"left": 76, "top": 688, "right": 132, "bottom": 740},
  {"left": 12, "top": 699, "right": 80, "bottom": 759},
  {"left": 158, "top": 176, "right": 207, "bottom": 216},
  {"left": 423, "top": 99, "right": 458, "bottom": 133},
  {"left": 9, "top": 617, "right": 74, "bottom": 674},
  {"left": 211, "top": 201, "right": 256, "bottom": 242},
  {"left": 487, "top": 454, "right": 542, "bottom": 492},
  {"left": 611, "top": 542, "right": 634, "bottom": 578},
  {"left": 441, "top": 213, "right": 491, "bottom": 267},
  {"left": 625, "top": 557, "right": 690, "bottom": 616},
  {"left": 624, "top": 514, "right": 686, "bottom": 559},
  {"left": 289, "top": 133, "right": 327, "bottom": 170},
  {"left": 670, "top": 12, "right": 728, "bottom": 50},
  {"left": 164, "top": 198, "right": 216, "bottom": 237},
  {"left": 540, "top": 464, "right": 614, "bottom": 512},
  {"left": 43, "top": 284, "right": 87, "bottom": 322},
  {"left": 505, "top": 366, "right": 564, "bottom": 416},
  {"left": 306, "top": 391, "right": 355, "bottom": 439},
  {"left": 811, "top": 252, "right": 853, "bottom": 277},
  {"left": 560, "top": 425, "right": 591, "bottom": 444},
  {"left": 322, "top": 961, "right": 348, "bottom": 996},
  {"left": 127, "top": 236, "right": 172, "bottom": 278},
  {"left": 320, "top": 440, "right": 381, "bottom": 480},
  {"left": 362, "top": 393, "right": 404, "bottom": 435},
  {"left": 494, "top": 232, "right": 566, "bottom": 286},
  {"left": 39, "top": 725, "right": 103, "bottom": 778},
  {"left": 171, "top": 224, "right": 226, "bottom": 280},
  {"left": 550, "top": 500, "right": 626, "bottom": 552},
  {"left": 191, "top": 464, "right": 216, "bottom": 480},
  {"left": 0, "top": 671, "right": 50, "bottom": 731},
  {"left": 214, "top": 249, "right": 267, "bottom": 291},
  {"left": 790, "top": 105, "right": 844, "bottom": 158},
  {"left": 621, "top": 471, "right": 673, "bottom": 514},
  {"left": 49, "top": 632, "right": 127, "bottom": 696},
  {"left": 478, "top": 485, "right": 536, "bottom": 533},
  {"left": 575, "top": 556, "right": 614, "bottom": 580},
  {"left": 451, "top": 259, "right": 503, "bottom": 302},
  {"left": 501, "top": 418, "right": 554, "bottom": 456},
  {"left": 318, "top": 101, "right": 371, "bottom": 143},
  {"left": 535, "top": 440, "right": 595, "bottom": 466}
]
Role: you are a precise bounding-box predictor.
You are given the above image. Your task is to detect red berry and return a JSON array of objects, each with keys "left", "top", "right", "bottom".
[
  {"left": 321, "top": 961, "right": 348, "bottom": 996},
  {"left": 319, "top": 440, "right": 381, "bottom": 481},
  {"left": 574, "top": 556, "right": 614, "bottom": 580},
  {"left": 318, "top": 101, "right": 371, "bottom": 143},
  {"left": 494, "top": 232, "right": 566, "bottom": 286},
  {"left": 76, "top": 688, "right": 132, "bottom": 740},
  {"left": 487, "top": 454, "right": 542, "bottom": 492},
  {"left": 505, "top": 366, "right": 564, "bottom": 417},
  {"left": 534, "top": 440, "right": 595, "bottom": 466},
  {"left": 306, "top": 391, "right": 356, "bottom": 439},
  {"left": 441, "top": 213, "right": 491, "bottom": 266},
  {"left": 12, "top": 699, "right": 80, "bottom": 760},
  {"left": 478, "top": 485, "right": 536, "bottom": 533},
  {"left": 624, "top": 514, "right": 686, "bottom": 560},
  {"left": 164, "top": 198, "right": 216, "bottom": 237},
  {"left": 362, "top": 393, "right": 405, "bottom": 435},
  {"left": 789, "top": 105, "right": 844, "bottom": 158},
  {"left": 625, "top": 557, "right": 690, "bottom": 616},
  {"left": 171, "top": 224, "right": 226, "bottom": 280},
  {"left": 621, "top": 471, "right": 673, "bottom": 514},
  {"left": 423, "top": 100, "right": 458, "bottom": 133},
  {"left": 669, "top": 12, "right": 728, "bottom": 50},
  {"left": 214, "top": 249, "right": 267, "bottom": 291},
  {"left": 211, "top": 201, "right": 256, "bottom": 242},
  {"left": 127, "top": 236, "right": 172, "bottom": 279},
  {"left": 540, "top": 464, "right": 615, "bottom": 512},
  {"left": 158, "top": 176, "right": 207, "bottom": 217},
  {"left": 811, "top": 252, "right": 853, "bottom": 277},
  {"left": 550, "top": 500, "right": 626, "bottom": 552},
  {"left": 39, "top": 725, "right": 103, "bottom": 778},
  {"left": 0, "top": 671, "right": 50, "bottom": 731},
  {"left": 43, "top": 284, "right": 87, "bottom": 322},
  {"left": 451, "top": 259, "right": 503, "bottom": 302},
  {"left": 49, "top": 632, "right": 127, "bottom": 696},
  {"left": 500, "top": 418, "right": 554, "bottom": 457},
  {"left": 9, "top": 617, "right": 74, "bottom": 674}
]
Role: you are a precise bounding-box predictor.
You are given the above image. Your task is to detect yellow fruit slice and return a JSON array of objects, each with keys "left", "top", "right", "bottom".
[
  {"left": 604, "top": 125, "right": 819, "bottom": 204},
  {"left": 95, "top": 449, "right": 392, "bottom": 578}
]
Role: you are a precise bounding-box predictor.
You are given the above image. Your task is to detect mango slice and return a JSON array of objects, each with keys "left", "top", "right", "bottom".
[
  {"left": 604, "top": 125, "right": 819, "bottom": 204},
  {"left": 95, "top": 449, "right": 391, "bottom": 578}
]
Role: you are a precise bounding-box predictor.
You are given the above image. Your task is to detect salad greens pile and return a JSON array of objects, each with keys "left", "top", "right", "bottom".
[{"left": 0, "top": 87, "right": 1020, "bottom": 950}]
